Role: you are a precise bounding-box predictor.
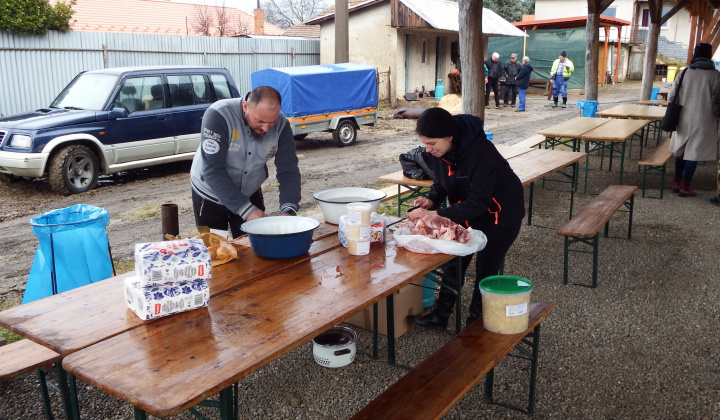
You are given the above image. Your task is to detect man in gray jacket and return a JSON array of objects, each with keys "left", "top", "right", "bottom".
[{"left": 190, "top": 86, "right": 301, "bottom": 238}]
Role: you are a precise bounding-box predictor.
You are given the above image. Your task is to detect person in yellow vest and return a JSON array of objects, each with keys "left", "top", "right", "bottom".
[{"left": 550, "top": 51, "right": 574, "bottom": 108}]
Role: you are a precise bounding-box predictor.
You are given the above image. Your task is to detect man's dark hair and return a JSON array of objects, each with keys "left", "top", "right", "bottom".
[
  {"left": 247, "top": 86, "right": 282, "bottom": 106},
  {"left": 416, "top": 107, "right": 456, "bottom": 138}
]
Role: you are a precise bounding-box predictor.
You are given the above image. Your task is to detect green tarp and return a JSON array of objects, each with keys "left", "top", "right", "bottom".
[{"left": 488, "top": 28, "right": 586, "bottom": 89}]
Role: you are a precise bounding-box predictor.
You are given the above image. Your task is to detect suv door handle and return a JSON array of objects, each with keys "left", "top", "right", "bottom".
[{"left": 157, "top": 116, "right": 166, "bottom": 121}]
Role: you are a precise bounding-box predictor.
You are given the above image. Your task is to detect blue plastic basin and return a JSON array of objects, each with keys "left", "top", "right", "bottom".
[{"left": 241, "top": 216, "right": 320, "bottom": 259}]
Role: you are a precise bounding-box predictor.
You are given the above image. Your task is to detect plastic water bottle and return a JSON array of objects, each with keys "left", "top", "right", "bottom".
[{"left": 434, "top": 79, "right": 444, "bottom": 99}]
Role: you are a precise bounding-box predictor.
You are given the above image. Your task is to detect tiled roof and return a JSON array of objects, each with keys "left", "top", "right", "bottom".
[
  {"left": 52, "top": 0, "right": 283, "bottom": 36},
  {"left": 283, "top": 24, "right": 321, "bottom": 38}
]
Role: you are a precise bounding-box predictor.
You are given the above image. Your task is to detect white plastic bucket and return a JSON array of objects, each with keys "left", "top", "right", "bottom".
[{"left": 479, "top": 275, "right": 533, "bottom": 334}]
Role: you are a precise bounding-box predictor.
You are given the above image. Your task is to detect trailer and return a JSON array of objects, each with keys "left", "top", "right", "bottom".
[{"left": 251, "top": 63, "right": 378, "bottom": 147}]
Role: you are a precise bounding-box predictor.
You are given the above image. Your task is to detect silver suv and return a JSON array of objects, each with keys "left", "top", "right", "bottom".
[{"left": 0, "top": 66, "right": 240, "bottom": 194}]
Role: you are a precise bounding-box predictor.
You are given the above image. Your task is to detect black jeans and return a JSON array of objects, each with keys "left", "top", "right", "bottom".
[
  {"left": 504, "top": 84, "right": 518, "bottom": 105},
  {"left": 191, "top": 189, "right": 265, "bottom": 238},
  {"left": 433, "top": 222, "right": 523, "bottom": 319},
  {"left": 485, "top": 77, "right": 500, "bottom": 107}
]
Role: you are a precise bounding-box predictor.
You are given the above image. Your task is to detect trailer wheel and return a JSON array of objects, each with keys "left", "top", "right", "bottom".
[
  {"left": 293, "top": 134, "right": 308, "bottom": 140},
  {"left": 332, "top": 120, "right": 357, "bottom": 147}
]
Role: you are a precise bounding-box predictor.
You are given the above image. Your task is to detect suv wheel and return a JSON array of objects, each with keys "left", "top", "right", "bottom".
[
  {"left": 49, "top": 145, "right": 100, "bottom": 195},
  {"left": 332, "top": 120, "right": 357, "bottom": 147}
]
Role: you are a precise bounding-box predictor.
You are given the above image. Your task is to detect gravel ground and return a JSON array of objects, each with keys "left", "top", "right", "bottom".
[{"left": 1, "top": 81, "right": 719, "bottom": 419}]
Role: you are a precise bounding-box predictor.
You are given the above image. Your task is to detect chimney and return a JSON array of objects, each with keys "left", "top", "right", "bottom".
[{"left": 254, "top": 9, "right": 265, "bottom": 35}]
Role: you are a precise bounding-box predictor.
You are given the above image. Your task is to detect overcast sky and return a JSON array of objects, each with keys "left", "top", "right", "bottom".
[{"left": 159, "top": 0, "right": 261, "bottom": 16}]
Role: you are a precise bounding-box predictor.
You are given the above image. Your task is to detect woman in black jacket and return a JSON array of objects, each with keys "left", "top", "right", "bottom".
[{"left": 409, "top": 107, "right": 525, "bottom": 329}]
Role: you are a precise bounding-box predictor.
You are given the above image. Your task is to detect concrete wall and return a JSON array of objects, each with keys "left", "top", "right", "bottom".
[{"left": 319, "top": 3, "right": 397, "bottom": 92}]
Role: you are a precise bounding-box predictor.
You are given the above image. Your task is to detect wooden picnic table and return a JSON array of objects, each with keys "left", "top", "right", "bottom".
[
  {"left": 0, "top": 222, "right": 341, "bottom": 357},
  {"left": 536, "top": 117, "right": 612, "bottom": 151},
  {"left": 596, "top": 103, "right": 666, "bottom": 146},
  {"left": 62, "top": 233, "right": 457, "bottom": 419},
  {"left": 633, "top": 99, "right": 669, "bottom": 107},
  {"left": 578, "top": 118, "right": 649, "bottom": 193},
  {"left": 379, "top": 145, "right": 586, "bottom": 226}
]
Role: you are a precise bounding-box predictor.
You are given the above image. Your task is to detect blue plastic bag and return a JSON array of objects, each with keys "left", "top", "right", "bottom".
[
  {"left": 23, "top": 204, "right": 112, "bottom": 304},
  {"left": 576, "top": 100, "right": 599, "bottom": 118}
]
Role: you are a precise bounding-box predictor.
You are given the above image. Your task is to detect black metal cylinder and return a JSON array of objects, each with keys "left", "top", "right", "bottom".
[{"left": 161, "top": 203, "right": 179, "bottom": 239}]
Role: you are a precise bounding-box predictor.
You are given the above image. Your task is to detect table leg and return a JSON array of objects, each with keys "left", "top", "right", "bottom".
[
  {"left": 55, "top": 364, "right": 80, "bottom": 420},
  {"left": 618, "top": 142, "right": 626, "bottom": 185},
  {"left": 372, "top": 302, "right": 379, "bottom": 359},
  {"left": 526, "top": 182, "right": 534, "bottom": 226},
  {"left": 386, "top": 294, "right": 396, "bottom": 366}
]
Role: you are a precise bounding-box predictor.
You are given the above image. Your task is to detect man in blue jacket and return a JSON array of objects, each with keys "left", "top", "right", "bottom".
[
  {"left": 190, "top": 86, "right": 301, "bottom": 238},
  {"left": 515, "top": 57, "right": 534, "bottom": 112}
]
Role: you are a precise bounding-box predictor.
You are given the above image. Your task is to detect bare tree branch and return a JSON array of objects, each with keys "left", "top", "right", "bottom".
[
  {"left": 192, "top": 4, "right": 214, "bottom": 36},
  {"left": 215, "top": 0, "right": 229, "bottom": 36},
  {"left": 261, "top": 0, "right": 330, "bottom": 30}
]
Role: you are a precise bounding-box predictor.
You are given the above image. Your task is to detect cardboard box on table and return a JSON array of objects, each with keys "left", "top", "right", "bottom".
[{"left": 344, "top": 279, "right": 426, "bottom": 339}]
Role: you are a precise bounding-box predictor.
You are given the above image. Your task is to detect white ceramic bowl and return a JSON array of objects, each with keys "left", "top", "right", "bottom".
[{"left": 312, "top": 187, "right": 386, "bottom": 224}]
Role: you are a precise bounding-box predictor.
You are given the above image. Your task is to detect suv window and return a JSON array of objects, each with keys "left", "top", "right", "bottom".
[
  {"left": 210, "top": 74, "right": 232, "bottom": 100},
  {"left": 168, "top": 74, "right": 210, "bottom": 107},
  {"left": 52, "top": 73, "right": 118, "bottom": 111},
  {"left": 115, "top": 76, "right": 163, "bottom": 114}
]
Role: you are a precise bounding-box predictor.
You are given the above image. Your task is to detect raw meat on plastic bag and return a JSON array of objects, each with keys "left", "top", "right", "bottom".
[{"left": 394, "top": 216, "right": 487, "bottom": 256}]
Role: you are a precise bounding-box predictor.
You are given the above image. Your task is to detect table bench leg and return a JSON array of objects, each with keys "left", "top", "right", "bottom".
[
  {"left": 55, "top": 364, "right": 80, "bottom": 420},
  {"left": 563, "top": 234, "right": 600, "bottom": 288},
  {"left": 483, "top": 324, "right": 543, "bottom": 415},
  {"left": 641, "top": 164, "right": 666, "bottom": 199}
]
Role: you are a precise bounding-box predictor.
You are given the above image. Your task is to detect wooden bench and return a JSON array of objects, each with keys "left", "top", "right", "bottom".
[
  {"left": 1, "top": 339, "right": 63, "bottom": 420},
  {"left": 638, "top": 138, "right": 673, "bottom": 199},
  {"left": 378, "top": 184, "right": 413, "bottom": 203},
  {"left": 351, "top": 301, "right": 555, "bottom": 420},
  {"left": 511, "top": 134, "right": 546, "bottom": 149},
  {"left": 557, "top": 185, "right": 637, "bottom": 288}
]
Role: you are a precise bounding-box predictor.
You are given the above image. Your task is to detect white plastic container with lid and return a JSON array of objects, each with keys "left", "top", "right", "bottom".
[
  {"left": 479, "top": 275, "right": 533, "bottom": 334},
  {"left": 347, "top": 239, "right": 370, "bottom": 255},
  {"left": 346, "top": 202, "right": 371, "bottom": 225}
]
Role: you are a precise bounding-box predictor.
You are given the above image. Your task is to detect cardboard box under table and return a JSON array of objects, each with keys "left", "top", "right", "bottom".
[{"left": 345, "top": 279, "right": 424, "bottom": 338}]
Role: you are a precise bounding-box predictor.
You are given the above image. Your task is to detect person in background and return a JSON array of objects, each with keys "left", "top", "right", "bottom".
[
  {"left": 515, "top": 56, "right": 534, "bottom": 112},
  {"left": 484, "top": 63, "right": 489, "bottom": 86},
  {"left": 550, "top": 51, "right": 574, "bottom": 108},
  {"left": 484, "top": 52, "right": 503, "bottom": 109},
  {"left": 408, "top": 108, "right": 525, "bottom": 330},
  {"left": 711, "top": 71, "right": 720, "bottom": 205},
  {"left": 503, "top": 53, "right": 521, "bottom": 107},
  {"left": 668, "top": 42, "right": 720, "bottom": 198},
  {"left": 190, "top": 86, "right": 301, "bottom": 238}
]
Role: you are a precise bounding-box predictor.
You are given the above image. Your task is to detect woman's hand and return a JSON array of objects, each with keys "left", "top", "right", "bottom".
[
  {"left": 408, "top": 207, "right": 437, "bottom": 221},
  {"left": 413, "top": 198, "right": 433, "bottom": 209}
]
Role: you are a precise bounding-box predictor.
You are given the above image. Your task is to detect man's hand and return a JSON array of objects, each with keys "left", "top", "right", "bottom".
[
  {"left": 408, "top": 208, "right": 437, "bottom": 221},
  {"left": 413, "top": 198, "right": 434, "bottom": 209},
  {"left": 245, "top": 208, "right": 267, "bottom": 221}
]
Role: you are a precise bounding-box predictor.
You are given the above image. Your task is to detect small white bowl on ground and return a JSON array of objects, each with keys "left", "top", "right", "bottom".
[
  {"left": 312, "top": 326, "right": 357, "bottom": 368},
  {"left": 313, "top": 187, "right": 386, "bottom": 224}
]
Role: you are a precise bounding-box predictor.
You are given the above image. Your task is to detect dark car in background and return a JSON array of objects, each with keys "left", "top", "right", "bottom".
[{"left": 0, "top": 66, "right": 240, "bottom": 194}]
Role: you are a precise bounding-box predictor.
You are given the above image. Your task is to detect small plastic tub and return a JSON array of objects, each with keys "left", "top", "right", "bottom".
[{"left": 479, "top": 275, "right": 533, "bottom": 334}]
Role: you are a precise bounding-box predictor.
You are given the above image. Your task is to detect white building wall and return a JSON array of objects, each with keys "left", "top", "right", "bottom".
[{"left": 318, "top": 3, "right": 397, "bottom": 83}]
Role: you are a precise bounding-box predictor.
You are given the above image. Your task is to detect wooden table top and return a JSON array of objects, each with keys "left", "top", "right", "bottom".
[
  {"left": 63, "top": 237, "right": 456, "bottom": 418},
  {"left": 577, "top": 118, "right": 649, "bottom": 142},
  {"left": 633, "top": 99, "right": 669, "bottom": 107},
  {"left": 596, "top": 103, "right": 666, "bottom": 120},
  {"left": 379, "top": 146, "right": 585, "bottom": 189},
  {"left": 536, "top": 117, "right": 611, "bottom": 138},
  {"left": 0, "top": 223, "right": 341, "bottom": 357}
]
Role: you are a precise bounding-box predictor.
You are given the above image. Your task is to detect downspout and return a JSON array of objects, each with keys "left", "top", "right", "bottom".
[
  {"left": 405, "top": 34, "right": 410, "bottom": 94},
  {"left": 435, "top": 36, "right": 440, "bottom": 81}
]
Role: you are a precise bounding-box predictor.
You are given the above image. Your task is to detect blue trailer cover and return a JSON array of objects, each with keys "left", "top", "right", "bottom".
[{"left": 251, "top": 63, "right": 377, "bottom": 117}]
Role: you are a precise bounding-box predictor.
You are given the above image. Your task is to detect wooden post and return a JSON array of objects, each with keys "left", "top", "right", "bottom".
[
  {"left": 335, "top": 0, "right": 349, "bottom": 63},
  {"left": 585, "top": 12, "right": 600, "bottom": 100},
  {"left": 688, "top": 15, "right": 697, "bottom": 64},
  {"left": 459, "top": 0, "right": 484, "bottom": 118},
  {"left": 614, "top": 26, "right": 622, "bottom": 84},
  {"left": 601, "top": 26, "right": 609, "bottom": 87}
]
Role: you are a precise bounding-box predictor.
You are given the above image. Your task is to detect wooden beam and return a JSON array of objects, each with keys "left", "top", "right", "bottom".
[
  {"left": 615, "top": 26, "right": 621, "bottom": 84},
  {"left": 660, "top": 0, "right": 691, "bottom": 26}
]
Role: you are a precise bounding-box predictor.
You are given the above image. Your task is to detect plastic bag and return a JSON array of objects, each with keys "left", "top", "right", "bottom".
[
  {"left": 393, "top": 226, "right": 487, "bottom": 256},
  {"left": 399, "top": 146, "right": 435, "bottom": 180},
  {"left": 23, "top": 204, "right": 112, "bottom": 304}
]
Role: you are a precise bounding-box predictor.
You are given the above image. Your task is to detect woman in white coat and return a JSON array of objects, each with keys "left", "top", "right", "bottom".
[{"left": 668, "top": 43, "right": 720, "bottom": 197}]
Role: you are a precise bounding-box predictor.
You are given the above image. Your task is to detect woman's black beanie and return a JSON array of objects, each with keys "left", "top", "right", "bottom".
[{"left": 416, "top": 107, "right": 456, "bottom": 138}]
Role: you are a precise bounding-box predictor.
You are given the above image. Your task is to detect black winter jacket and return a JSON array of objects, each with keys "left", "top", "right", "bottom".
[
  {"left": 484, "top": 58, "right": 503, "bottom": 79},
  {"left": 516, "top": 63, "right": 534, "bottom": 89},
  {"left": 426, "top": 115, "right": 525, "bottom": 230},
  {"left": 503, "top": 60, "right": 521, "bottom": 85}
]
